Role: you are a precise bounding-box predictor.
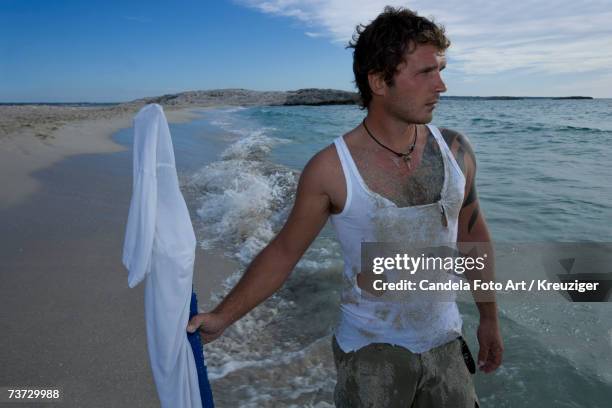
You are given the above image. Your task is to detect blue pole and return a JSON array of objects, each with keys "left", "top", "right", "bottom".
[{"left": 187, "top": 290, "right": 215, "bottom": 408}]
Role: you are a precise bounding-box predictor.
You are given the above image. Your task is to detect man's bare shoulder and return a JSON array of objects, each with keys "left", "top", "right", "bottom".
[
  {"left": 298, "top": 136, "right": 350, "bottom": 214},
  {"left": 304, "top": 124, "right": 361, "bottom": 180},
  {"left": 439, "top": 127, "right": 475, "bottom": 153},
  {"left": 438, "top": 127, "right": 476, "bottom": 175},
  {"left": 301, "top": 142, "right": 342, "bottom": 187}
]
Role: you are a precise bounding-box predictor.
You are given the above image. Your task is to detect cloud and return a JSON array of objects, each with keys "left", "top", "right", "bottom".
[
  {"left": 305, "top": 31, "right": 325, "bottom": 38},
  {"left": 236, "top": 0, "right": 612, "bottom": 77}
]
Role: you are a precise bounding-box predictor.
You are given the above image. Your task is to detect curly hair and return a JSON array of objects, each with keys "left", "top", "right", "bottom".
[{"left": 347, "top": 7, "right": 450, "bottom": 109}]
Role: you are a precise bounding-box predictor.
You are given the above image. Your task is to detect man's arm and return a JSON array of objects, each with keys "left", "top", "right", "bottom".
[
  {"left": 187, "top": 148, "right": 335, "bottom": 342},
  {"left": 441, "top": 128, "right": 504, "bottom": 374}
]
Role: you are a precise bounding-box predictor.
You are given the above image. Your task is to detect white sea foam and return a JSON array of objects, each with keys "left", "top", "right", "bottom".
[
  {"left": 206, "top": 336, "right": 329, "bottom": 380},
  {"left": 205, "top": 336, "right": 336, "bottom": 407},
  {"left": 207, "top": 107, "right": 279, "bottom": 140},
  {"left": 191, "top": 163, "right": 296, "bottom": 263},
  {"left": 220, "top": 131, "right": 284, "bottom": 161}
]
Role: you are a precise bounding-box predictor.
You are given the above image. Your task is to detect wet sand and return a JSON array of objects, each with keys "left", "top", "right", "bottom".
[
  {"left": 0, "top": 105, "right": 234, "bottom": 407},
  {"left": 0, "top": 104, "right": 201, "bottom": 209}
]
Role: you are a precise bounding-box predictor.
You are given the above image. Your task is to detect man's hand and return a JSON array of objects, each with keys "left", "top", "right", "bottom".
[
  {"left": 476, "top": 317, "right": 503, "bottom": 373},
  {"left": 187, "top": 312, "right": 228, "bottom": 344}
]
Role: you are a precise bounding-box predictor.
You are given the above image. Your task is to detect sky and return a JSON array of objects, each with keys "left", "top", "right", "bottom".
[{"left": 1, "top": 0, "right": 611, "bottom": 102}]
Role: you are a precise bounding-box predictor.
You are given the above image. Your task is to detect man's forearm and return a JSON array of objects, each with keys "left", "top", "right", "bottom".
[
  {"left": 462, "top": 240, "right": 499, "bottom": 318},
  {"left": 212, "top": 239, "right": 297, "bottom": 327},
  {"left": 475, "top": 301, "right": 498, "bottom": 320}
]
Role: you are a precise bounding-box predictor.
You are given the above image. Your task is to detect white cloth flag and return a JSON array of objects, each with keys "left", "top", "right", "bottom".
[{"left": 123, "top": 104, "right": 202, "bottom": 408}]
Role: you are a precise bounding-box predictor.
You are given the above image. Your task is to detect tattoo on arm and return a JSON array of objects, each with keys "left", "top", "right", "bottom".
[
  {"left": 440, "top": 128, "right": 480, "bottom": 233},
  {"left": 465, "top": 182, "right": 479, "bottom": 233},
  {"left": 440, "top": 127, "right": 475, "bottom": 177},
  {"left": 463, "top": 181, "right": 477, "bottom": 208},
  {"left": 467, "top": 206, "right": 479, "bottom": 233}
]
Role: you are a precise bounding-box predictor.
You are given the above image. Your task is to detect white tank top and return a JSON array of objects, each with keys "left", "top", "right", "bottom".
[{"left": 330, "top": 124, "right": 466, "bottom": 353}]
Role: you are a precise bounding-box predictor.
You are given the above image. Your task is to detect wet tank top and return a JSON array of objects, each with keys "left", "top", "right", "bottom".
[{"left": 330, "top": 124, "right": 466, "bottom": 353}]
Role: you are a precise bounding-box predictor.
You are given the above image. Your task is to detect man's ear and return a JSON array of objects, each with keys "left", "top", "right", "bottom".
[{"left": 367, "top": 71, "right": 387, "bottom": 97}]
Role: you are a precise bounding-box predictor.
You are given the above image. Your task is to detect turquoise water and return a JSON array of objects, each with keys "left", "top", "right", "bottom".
[
  {"left": 121, "top": 100, "right": 612, "bottom": 407},
  {"left": 211, "top": 100, "right": 612, "bottom": 242}
]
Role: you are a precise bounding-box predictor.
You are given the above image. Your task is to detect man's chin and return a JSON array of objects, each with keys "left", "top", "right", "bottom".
[
  {"left": 416, "top": 112, "right": 434, "bottom": 124},
  {"left": 391, "top": 110, "right": 434, "bottom": 125}
]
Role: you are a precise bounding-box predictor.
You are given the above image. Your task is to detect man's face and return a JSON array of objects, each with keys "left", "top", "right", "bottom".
[{"left": 381, "top": 43, "right": 447, "bottom": 124}]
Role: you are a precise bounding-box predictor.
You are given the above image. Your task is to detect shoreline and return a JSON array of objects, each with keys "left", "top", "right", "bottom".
[{"left": 0, "top": 104, "right": 205, "bottom": 209}]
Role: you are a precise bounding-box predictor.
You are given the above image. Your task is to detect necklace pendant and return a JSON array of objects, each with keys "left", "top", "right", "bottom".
[{"left": 402, "top": 154, "right": 412, "bottom": 169}]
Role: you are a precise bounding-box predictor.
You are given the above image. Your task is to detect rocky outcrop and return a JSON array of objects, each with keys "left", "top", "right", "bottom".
[
  {"left": 283, "top": 88, "right": 360, "bottom": 106},
  {"left": 552, "top": 96, "right": 593, "bottom": 100},
  {"left": 126, "top": 88, "right": 359, "bottom": 107}
]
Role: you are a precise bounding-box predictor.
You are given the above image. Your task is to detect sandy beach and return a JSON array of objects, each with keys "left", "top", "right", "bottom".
[
  {"left": 0, "top": 102, "right": 236, "bottom": 407},
  {"left": 0, "top": 104, "right": 203, "bottom": 209}
]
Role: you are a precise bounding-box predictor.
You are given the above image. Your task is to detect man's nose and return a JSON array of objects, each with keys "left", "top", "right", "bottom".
[{"left": 435, "top": 72, "right": 447, "bottom": 93}]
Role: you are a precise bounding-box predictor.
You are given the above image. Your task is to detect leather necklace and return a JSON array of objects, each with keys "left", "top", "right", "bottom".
[{"left": 362, "top": 118, "right": 418, "bottom": 169}]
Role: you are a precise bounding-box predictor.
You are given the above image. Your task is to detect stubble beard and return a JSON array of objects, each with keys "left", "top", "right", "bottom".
[{"left": 389, "top": 105, "right": 433, "bottom": 126}]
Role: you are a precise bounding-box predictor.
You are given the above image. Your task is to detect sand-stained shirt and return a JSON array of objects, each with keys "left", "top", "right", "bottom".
[{"left": 330, "top": 124, "right": 466, "bottom": 353}]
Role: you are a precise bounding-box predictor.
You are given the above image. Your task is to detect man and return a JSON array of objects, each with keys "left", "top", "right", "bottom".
[{"left": 188, "top": 7, "right": 503, "bottom": 407}]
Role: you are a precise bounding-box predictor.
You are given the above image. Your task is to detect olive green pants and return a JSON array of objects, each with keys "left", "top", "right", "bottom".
[{"left": 332, "top": 336, "right": 479, "bottom": 408}]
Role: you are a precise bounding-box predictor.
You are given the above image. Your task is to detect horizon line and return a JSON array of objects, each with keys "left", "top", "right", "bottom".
[{"left": 0, "top": 94, "right": 604, "bottom": 105}]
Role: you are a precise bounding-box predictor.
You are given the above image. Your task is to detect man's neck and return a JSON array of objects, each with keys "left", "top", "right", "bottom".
[{"left": 364, "top": 107, "right": 418, "bottom": 152}]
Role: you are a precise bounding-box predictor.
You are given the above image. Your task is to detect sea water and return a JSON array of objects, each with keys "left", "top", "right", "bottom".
[{"left": 119, "top": 99, "right": 612, "bottom": 407}]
